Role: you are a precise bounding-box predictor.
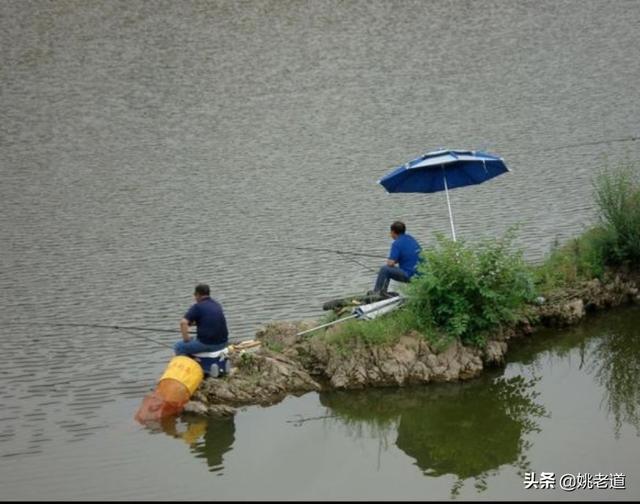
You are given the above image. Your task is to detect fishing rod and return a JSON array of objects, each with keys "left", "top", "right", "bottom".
[
  {"left": 19, "top": 321, "right": 253, "bottom": 345},
  {"left": 288, "top": 244, "right": 383, "bottom": 272},
  {"left": 290, "top": 245, "right": 386, "bottom": 259},
  {"left": 339, "top": 254, "right": 379, "bottom": 273},
  {"left": 19, "top": 321, "right": 195, "bottom": 334},
  {"left": 113, "top": 327, "right": 175, "bottom": 349},
  {"left": 15, "top": 322, "right": 191, "bottom": 350}
]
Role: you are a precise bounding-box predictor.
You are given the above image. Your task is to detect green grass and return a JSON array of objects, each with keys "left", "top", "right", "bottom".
[
  {"left": 533, "top": 226, "right": 611, "bottom": 292},
  {"left": 323, "top": 308, "right": 419, "bottom": 352},
  {"left": 593, "top": 162, "right": 640, "bottom": 265},
  {"left": 264, "top": 340, "right": 285, "bottom": 353}
]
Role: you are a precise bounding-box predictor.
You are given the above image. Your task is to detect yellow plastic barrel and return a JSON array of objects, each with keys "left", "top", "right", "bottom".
[
  {"left": 159, "top": 356, "right": 204, "bottom": 395},
  {"left": 135, "top": 356, "right": 205, "bottom": 424}
]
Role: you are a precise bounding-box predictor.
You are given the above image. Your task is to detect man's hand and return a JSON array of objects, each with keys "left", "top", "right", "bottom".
[{"left": 180, "top": 318, "right": 192, "bottom": 342}]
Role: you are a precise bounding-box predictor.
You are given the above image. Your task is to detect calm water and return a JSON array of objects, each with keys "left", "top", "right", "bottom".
[
  {"left": 2, "top": 306, "right": 640, "bottom": 500},
  {"left": 1, "top": 0, "right": 640, "bottom": 499}
]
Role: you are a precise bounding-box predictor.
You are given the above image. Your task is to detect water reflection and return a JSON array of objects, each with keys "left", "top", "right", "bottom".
[
  {"left": 321, "top": 373, "right": 547, "bottom": 496},
  {"left": 144, "top": 414, "right": 235, "bottom": 473},
  {"left": 585, "top": 309, "right": 640, "bottom": 437},
  {"left": 508, "top": 306, "right": 640, "bottom": 438},
  {"left": 138, "top": 306, "right": 640, "bottom": 491}
]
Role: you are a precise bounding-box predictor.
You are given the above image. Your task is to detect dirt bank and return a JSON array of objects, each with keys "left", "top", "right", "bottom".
[{"left": 185, "top": 269, "right": 640, "bottom": 417}]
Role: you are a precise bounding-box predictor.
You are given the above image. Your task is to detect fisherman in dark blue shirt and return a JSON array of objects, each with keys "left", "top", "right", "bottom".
[
  {"left": 174, "top": 283, "right": 229, "bottom": 356},
  {"left": 370, "top": 221, "right": 422, "bottom": 297}
]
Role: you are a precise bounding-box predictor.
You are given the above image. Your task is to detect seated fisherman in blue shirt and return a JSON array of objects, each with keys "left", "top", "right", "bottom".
[
  {"left": 370, "top": 221, "right": 422, "bottom": 297},
  {"left": 174, "top": 283, "right": 229, "bottom": 356}
]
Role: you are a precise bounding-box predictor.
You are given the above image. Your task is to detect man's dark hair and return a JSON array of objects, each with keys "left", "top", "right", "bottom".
[
  {"left": 390, "top": 221, "right": 406, "bottom": 235},
  {"left": 194, "top": 283, "right": 210, "bottom": 296}
]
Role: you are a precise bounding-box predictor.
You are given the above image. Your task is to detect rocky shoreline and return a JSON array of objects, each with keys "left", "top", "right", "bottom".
[{"left": 185, "top": 269, "right": 640, "bottom": 417}]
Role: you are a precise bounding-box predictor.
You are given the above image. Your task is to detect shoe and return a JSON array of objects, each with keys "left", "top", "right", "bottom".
[{"left": 364, "top": 291, "right": 384, "bottom": 302}]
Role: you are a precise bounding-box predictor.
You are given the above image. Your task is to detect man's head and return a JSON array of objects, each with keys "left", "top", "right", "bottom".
[
  {"left": 390, "top": 221, "right": 406, "bottom": 239},
  {"left": 194, "top": 283, "right": 210, "bottom": 300}
]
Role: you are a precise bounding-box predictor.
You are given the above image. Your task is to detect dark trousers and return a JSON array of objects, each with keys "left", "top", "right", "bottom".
[
  {"left": 174, "top": 339, "right": 227, "bottom": 356},
  {"left": 374, "top": 265, "right": 410, "bottom": 293}
]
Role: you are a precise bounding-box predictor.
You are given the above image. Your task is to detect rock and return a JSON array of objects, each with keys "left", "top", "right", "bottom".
[
  {"left": 196, "top": 351, "right": 321, "bottom": 407},
  {"left": 255, "top": 320, "right": 318, "bottom": 348},
  {"left": 539, "top": 298, "right": 585, "bottom": 327},
  {"left": 184, "top": 400, "right": 209, "bottom": 415},
  {"left": 516, "top": 320, "right": 534, "bottom": 336},
  {"left": 408, "top": 361, "right": 431, "bottom": 382},
  {"left": 183, "top": 400, "right": 237, "bottom": 417},
  {"left": 563, "top": 299, "right": 585, "bottom": 323},
  {"left": 430, "top": 365, "right": 448, "bottom": 381},
  {"left": 330, "top": 369, "right": 348, "bottom": 389},
  {"left": 425, "top": 353, "right": 439, "bottom": 370},
  {"left": 483, "top": 340, "right": 508, "bottom": 366},
  {"left": 208, "top": 404, "right": 236, "bottom": 417},
  {"left": 459, "top": 357, "right": 483, "bottom": 380}
]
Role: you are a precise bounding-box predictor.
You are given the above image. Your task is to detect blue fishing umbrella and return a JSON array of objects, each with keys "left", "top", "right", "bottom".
[{"left": 378, "top": 149, "right": 510, "bottom": 241}]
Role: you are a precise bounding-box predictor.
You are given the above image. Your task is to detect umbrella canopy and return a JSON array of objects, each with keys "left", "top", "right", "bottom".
[{"left": 378, "top": 149, "right": 509, "bottom": 240}]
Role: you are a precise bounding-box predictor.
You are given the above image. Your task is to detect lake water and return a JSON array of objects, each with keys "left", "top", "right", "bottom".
[{"left": 1, "top": 0, "right": 639, "bottom": 499}]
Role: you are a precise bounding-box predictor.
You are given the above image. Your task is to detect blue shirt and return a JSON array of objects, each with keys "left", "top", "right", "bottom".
[
  {"left": 389, "top": 233, "right": 422, "bottom": 277},
  {"left": 184, "top": 297, "right": 229, "bottom": 346}
]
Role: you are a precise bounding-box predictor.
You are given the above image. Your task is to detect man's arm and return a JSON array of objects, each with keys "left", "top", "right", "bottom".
[
  {"left": 387, "top": 240, "right": 400, "bottom": 267},
  {"left": 180, "top": 318, "right": 191, "bottom": 342}
]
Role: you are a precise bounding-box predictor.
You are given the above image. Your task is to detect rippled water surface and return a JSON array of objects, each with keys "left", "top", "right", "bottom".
[{"left": 1, "top": 0, "right": 640, "bottom": 499}]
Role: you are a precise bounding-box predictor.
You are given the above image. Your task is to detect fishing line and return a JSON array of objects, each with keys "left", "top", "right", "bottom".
[{"left": 545, "top": 135, "right": 638, "bottom": 151}]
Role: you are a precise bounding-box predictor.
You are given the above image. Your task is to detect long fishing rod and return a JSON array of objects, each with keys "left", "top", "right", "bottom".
[
  {"left": 339, "top": 254, "right": 379, "bottom": 273},
  {"left": 19, "top": 321, "right": 253, "bottom": 345},
  {"left": 287, "top": 244, "right": 383, "bottom": 272},
  {"left": 19, "top": 321, "right": 195, "bottom": 334},
  {"left": 290, "top": 244, "right": 386, "bottom": 259}
]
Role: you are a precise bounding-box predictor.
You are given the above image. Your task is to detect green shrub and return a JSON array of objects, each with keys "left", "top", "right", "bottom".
[
  {"left": 533, "top": 161, "right": 640, "bottom": 292},
  {"left": 533, "top": 226, "right": 611, "bottom": 292},
  {"left": 404, "top": 231, "right": 535, "bottom": 347},
  {"left": 593, "top": 163, "right": 640, "bottom": 265}
]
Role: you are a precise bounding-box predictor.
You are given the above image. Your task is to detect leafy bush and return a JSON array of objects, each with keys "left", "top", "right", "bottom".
[
  {"left": 533, "top": 226, "right": 611, "bottom": 292},
  {"left": 593, "top": 162, "right": 640, "bottom": 265},
  {"left": 404, "top": 231, "right": 535, "bottom": 346}
]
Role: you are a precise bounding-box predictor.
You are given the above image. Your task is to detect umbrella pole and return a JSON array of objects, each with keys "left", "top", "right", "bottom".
[{"left": 442, "top": 168, "right": 457, "bottom": 241}]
